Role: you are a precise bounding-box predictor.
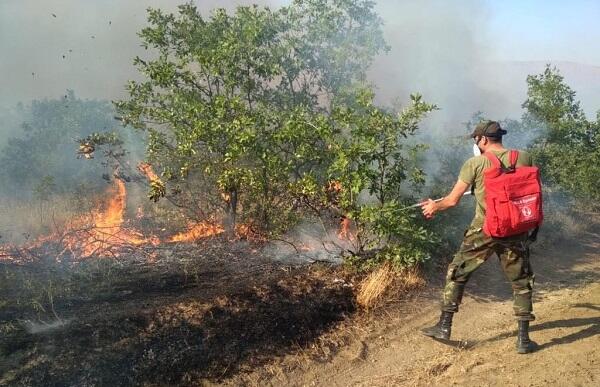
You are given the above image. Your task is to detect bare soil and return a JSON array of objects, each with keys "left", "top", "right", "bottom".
[{"left": 1, "top": 225, "right": 599, "bottom": 387}]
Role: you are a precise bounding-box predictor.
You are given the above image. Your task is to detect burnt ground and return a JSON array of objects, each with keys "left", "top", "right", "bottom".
[
  {"left": 0, "top": 238, "right": 356, "bottom": 386},
  {"left": 2, "top": 221, "right": 599, "bottom": 387}
]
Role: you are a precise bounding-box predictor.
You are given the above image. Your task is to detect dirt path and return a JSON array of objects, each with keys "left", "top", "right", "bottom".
[{"left": 267, "top": 229, "right": 600, "bottom": 386}]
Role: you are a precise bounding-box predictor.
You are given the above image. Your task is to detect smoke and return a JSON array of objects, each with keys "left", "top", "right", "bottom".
[
  {"left": 0, "top": 104, "right": 25, "bottom": 148},
  {"left": 1, "top": 1, "right": 598, "bottom": 130},
  {"left": 0, "top": 0, "right": 287, "bottom": 110},
  {"left": 23, "top": 318, "right": 72, "bottom": 334},
  {"left": 0, "top": 0, "right": 493, "bottom": 239},
  {"left": 369, "top": 0, "right": 509, "bottom": 132},
  {"left": 0, "top": 0, "right": 290, "bottom": 243},
  {"left": 264, "top": 220, "right": 351, "bottom": 264},
  {"left": 0, "top": 1, "right": 592, "bottom": 241}
]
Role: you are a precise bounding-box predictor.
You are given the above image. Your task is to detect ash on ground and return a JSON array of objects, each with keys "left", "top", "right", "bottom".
[{"left": 264, "top": 223, "right": 351, "bottom": 265}]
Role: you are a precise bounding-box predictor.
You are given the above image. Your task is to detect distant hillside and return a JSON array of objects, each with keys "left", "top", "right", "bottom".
[
  {"left": 369, "top": 57, "right": 600, "bottom": 127},
  {"left": 484, "top": 61, "right": 600, "bottom": 119}
]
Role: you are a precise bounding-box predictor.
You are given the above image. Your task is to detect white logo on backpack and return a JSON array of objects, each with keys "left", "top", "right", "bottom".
[{"left": 521, "top": 206, "right": 533, "bottom": 218}]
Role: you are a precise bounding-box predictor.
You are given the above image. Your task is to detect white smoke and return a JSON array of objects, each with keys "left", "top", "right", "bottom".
[
  {"left": 0, "top": 0, "right": 286, "bottom": 109},
  {"left": 369, "top": 0, "right": 505, "bottom": 132},
  {"left": 2, "top": 0, "right": 596, "bottom": 128}
]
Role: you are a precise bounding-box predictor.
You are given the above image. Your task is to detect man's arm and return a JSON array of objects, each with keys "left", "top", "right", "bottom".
[{"left": 421, "top": 180, "right": 470, "bottom": 218}]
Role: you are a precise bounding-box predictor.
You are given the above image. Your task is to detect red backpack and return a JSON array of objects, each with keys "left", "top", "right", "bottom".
[{"left": 482, "top": 150, "right": 543, "bottom": 237}]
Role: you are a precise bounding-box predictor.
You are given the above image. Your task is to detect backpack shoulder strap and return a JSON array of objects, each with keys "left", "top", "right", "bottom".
[
  {"left": 483, "top": 151, "right": 501, "bottom": 169},
  {"left": 509, "top": 150, "right": 519, "bottom": 169}
]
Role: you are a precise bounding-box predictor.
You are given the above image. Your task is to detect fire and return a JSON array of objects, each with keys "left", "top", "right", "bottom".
[
  {"left": 61, "top": 179, "right": 152, "bottom": 258},
  {"left": 137, "top": 162, "right": 160, "bottom": 182},
  {"left": 337, "top": 217, "right": 355, "bottom": 241},
  {"left": 169, "top": 221, "right": 224, "bottom": 242},
  {"left": 97, "top": 178, "right": 127, "bottom": 228},
  {"left": 167, "top": 222, "right": 265, "bottom": 243},
  {"left": 0, "top": 171, "right": 264, "bottom": 263},
  {"left": 0, "top": 245, "right": 17, "bottom": 260},
  {"left": 0, "top": 179, "right": 155, "bottom": 262},
  {"left": 234, "top": 223, "right": 265, "bottom": 242},
  {"left": 328, "top": 180, "right": 342, "bottom": 193}
]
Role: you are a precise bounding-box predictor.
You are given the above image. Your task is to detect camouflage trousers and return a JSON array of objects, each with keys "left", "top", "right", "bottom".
[{"left": 441, "top": 227, "right": 535, "bottom": 321}]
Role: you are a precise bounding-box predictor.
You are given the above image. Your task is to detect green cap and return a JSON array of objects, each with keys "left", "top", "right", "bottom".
[{"left": 470, "top": 120, "right": 507, "bottom": 138}]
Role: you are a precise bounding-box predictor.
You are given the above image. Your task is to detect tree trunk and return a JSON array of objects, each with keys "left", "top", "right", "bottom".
[{"left": 224, "top": 189, "right": 238, "bottom": 237}]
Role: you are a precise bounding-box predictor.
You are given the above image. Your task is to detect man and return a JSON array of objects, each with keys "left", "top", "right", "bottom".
[{"left": 420, "top": 120, "right": 538, "bottom": 354}]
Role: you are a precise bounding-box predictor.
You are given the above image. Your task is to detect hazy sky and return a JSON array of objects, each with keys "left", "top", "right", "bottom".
[
  {"left": 1, "top": 0, "right": 599, "bottom": 114},
  {"left": 486, "top": 0, "right": 600, "bottom": 65}
]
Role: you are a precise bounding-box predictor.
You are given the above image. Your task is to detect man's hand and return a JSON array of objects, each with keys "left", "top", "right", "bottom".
[
  {"left": 420, "top": 180, "right": 470, "bottom": 219},
  {"left": 421, "top": 199, "right": 438, "bottom": 219}
]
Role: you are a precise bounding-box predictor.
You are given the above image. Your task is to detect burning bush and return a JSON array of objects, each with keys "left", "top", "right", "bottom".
[{"left": 114, "top": 1, "right": 438, "bottom": 269}]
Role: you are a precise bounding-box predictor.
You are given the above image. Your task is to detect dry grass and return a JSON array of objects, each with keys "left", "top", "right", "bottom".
[
  {"left": 0, "top": 197, "right": 83, "bottom": 244},
  {"left": 395, "top": 266, "right": 427, "bottom": 292},
  {"left": 356, "top": 263, "right": 395, "bottom": 309},
  {"left": 356, "top": 264, "right": 425, "bottom": 310},
  {"left": 405, "top": 350, "right": 457, "bottom": 387}
]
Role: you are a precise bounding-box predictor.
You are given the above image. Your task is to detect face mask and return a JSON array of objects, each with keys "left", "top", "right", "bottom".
[{"left": 473, "top": 144, "right": 481, "bottom": 156}]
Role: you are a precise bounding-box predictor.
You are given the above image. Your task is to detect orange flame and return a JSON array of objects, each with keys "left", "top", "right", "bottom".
[
  {"left": 0, "top": 171, "right": 269, "bottom": 263},
  {"left": 328, "top": 180, "right": 342, "bottom": 193},
  {"left": 138, "top": 162, "right": 160, "bottom": 182},
  {"left": 167, "top": 222, "right": 265, "bottom": 243},
  {"left": 234, "top": 224, "right": 265, "bottom": 242},
  {"left": 337, "top": 217, "right": 355, "bottom": 241},
  {"left": 61, "top": 179, "right": 157, "bottom": 258},
  {"left": 168, "top": 221, "right": 225, "bottom": 242},
  {"left": 0, "top": 245, "right": 17, "bottom": 261},
  {"left": 97, "top": 178, "right": 126, "bottom": 228}
]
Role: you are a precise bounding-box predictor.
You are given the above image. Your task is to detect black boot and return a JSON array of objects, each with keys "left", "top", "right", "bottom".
[
  {"left": 421, "top": 311, "right": 453, "bottom": 340},
  {"left": 516, "top": 320, "right": 537, "bottom": 354}
]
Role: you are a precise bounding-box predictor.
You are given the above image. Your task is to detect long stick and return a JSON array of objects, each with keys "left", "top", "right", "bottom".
[{"left": 395, "top": 191, "right": 473, "bottom": 212}]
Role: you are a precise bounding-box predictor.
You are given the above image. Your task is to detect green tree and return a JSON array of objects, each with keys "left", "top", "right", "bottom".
[
  {"left": 115, "top": 1, "right": 388, "bottom": 235},
  {"left": 0, "top": 91, "right": 118, "bottom": 197},
  {"left": 522, "top": 65, "right": 588, "bottom": 145},
  {"left": 328, "top": 90, "right": 437, "bottom": 268},
  {"left": 117, "top": 1, "right": 438, "bottom": 269},
  {"left": 522, "top": 65, "right": 600, "bottom": 203}
]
